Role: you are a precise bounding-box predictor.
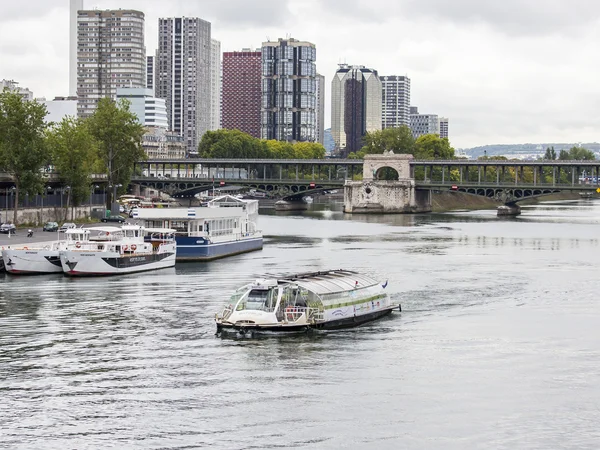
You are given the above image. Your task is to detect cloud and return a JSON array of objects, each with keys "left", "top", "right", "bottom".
[{"left": 1, "top": 0, "right": 599, "bottom": 148}]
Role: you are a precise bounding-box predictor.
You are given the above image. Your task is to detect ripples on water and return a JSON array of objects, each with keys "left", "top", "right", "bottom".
[{"left": 1, "top": 200, "right": 600, "bottom": 449}]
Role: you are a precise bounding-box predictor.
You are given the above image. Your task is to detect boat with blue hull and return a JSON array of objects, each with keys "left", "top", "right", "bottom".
[{"left": 133, "top": 195, "right": 263, "bottom": 261}]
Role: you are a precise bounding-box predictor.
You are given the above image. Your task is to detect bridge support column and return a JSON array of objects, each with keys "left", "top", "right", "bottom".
[
  {"left": 274, "top": 199, "right": 309, "bottom": 211},
  {"left": 497, "top": 204, "right": 521, "bottom": 216},
  {"left": 343, "top": 153, "right": 431, "bottom": 214}
]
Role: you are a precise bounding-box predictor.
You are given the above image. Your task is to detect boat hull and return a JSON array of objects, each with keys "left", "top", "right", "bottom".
[
  {"left": 175, "top": 236, "right": 263, "bottom": 261},
  {"left": 217, "top": 305, "right": 399, "bottom": 334},
  {"left": 1, "top": 249, "right": 63, "bottom": 274},
  {"left": 60, "top": 250, "right": 176, "bottom": 276}
]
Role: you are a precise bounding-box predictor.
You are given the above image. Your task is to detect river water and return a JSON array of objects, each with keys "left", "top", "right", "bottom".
[{"left": 1, "top": 199, "right": 600, "bottom": 449}]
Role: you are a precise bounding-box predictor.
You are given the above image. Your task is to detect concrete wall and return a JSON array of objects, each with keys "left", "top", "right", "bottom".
[
  {"left": 344, "top": 180, "right": 431, "bottom": 213},
  {"left": 3, "top": 205, "right": 105, "bottom": 226}
]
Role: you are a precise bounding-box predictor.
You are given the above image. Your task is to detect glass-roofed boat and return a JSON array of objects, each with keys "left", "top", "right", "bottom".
[{"left": 215, "top": 269, "right": 399, "bottom": 333}]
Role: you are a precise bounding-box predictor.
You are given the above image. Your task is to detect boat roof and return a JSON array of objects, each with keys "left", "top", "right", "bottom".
[
  {"left": 64, "top": 228, "right": 90, "bottom": 234},
  {"left": 274, "top": 270, "right": 380, "bottom": 295},
  {"left": 208, "top": 195, "right": 257, "bottom": 207},
  {"left": 85, "top": 226, "right": 122, "bottom": 233},
  {"left": 144, "top": 227, "right": 177, "bottom": 234}
]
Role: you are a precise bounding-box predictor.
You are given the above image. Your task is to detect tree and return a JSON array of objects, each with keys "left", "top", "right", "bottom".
[
  {"left": 46, "top": 117, "right": 98, "bottom": 220},
  {"left": 360, "top": 126, "right": 415, "bottom": 156},
  {"left": 544, "top": 146, "right": 556, "bottom": 160},
  {"left": 0, "top": 90, "right": 48, "bottom": 224},
  {"left": 414, "top": 134, "right": 455, "bottom": 160},
  {"left": 86, "top": 98, "right": 145, "bottom": 208}
]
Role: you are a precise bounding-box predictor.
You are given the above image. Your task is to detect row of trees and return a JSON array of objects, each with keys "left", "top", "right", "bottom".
[
  {"left": 543, "top": 145, "right": 596, "bottom": 161},
  {"left": 0, "top": 91, "right": 145, "bottom": 223},
  {"left": 348, "top": 125, "right": 455, "bottom": 160},
  {"left": 198, "top": 129, "right": 327, "bottom": 159}
]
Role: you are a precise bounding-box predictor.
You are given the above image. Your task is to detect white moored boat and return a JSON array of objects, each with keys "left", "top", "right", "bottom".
[
  {"left": 60, "top": 225, "right": 177, "bottom": 276},
  {"left": 1, "top": 229, "right": 90, "bottom": 275},
  {"left": 216, "top": 270, "right": 399, "bottom": 334}
]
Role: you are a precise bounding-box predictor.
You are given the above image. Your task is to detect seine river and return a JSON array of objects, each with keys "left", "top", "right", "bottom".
[{"left": 1, "top": 199, "right": 600, "bottom": 449}]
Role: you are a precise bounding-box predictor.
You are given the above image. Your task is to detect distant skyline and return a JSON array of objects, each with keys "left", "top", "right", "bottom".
[{"left": 1, "top": 0, "right": 599, "bottom": 148}]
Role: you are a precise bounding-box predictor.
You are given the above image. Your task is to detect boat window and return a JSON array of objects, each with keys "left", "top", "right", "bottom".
[
  {"left": 238, "top": 288, "right": 278, "bottom": 312},
  {"left": 170, "top": 221, "right": 188, "bottom": 233}
]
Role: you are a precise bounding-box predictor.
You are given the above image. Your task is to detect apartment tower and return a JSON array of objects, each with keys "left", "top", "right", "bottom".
[
  {"left": 315, "top": 73, "right": 325, "bottom": 144},
  {"left": 381, "top": 75, "right": 411, "bottom": 128},
  {"left": 76, "top": 9, "right": 145, "bottom": 118},
  {"left": 156, "top": 17, "right": 212, "bottom": 154},
  {"left": 222, "top": 49, "right": 262, "bottom": 138},
  {"left": 439, "top": 117, "right": 449, "bottom": 139},
  {"left": 261, "top": 38, "right": 317, "bottom": 142},
  {"left": 210, "top": 39, "right": 222, "bottom": 131},
  {"left": 69, "top": 0, "right": 84, "bottom": 96},
  {"left": 331, "top": 64, "right": 382, "bottom": 156}
]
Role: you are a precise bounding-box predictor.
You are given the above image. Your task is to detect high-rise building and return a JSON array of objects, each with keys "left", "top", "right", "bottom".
[
  {"left": 439, "top": 117, "right": 449, "bottom": 139},
  {"left": 69, "top": 0, "right": 84, "bottom": 97},
  {"left": 146, "top": 55, "right": 155, "bottom": 94},
  {"left": 381, "top": 75, "right": 411, "bottom": 128},
  {"left": 210, "top": 39, "right": 222, "bottom": 131},
  {"left": 116, "top": 88, "right": 168, "bottom": 129},
  {"left": 222, "top": 49, "right": 262, "bottom": 138},
  {"left": 410, "top": 111, "right": 439, "bottom": 138},
  {"left": 156, "top": 17, "right": 212, "bottom": 154},
  {"left": 261, "top": 38, "right": 317, "bottom": 142},
  {"left": 331, "top": 64, "right": 382, "bottom": 156},
  {"left": 315, "top": 73, "right": 325, "bottom": 144},
  {"left": 76, "top": 9, "right": 145, "bottom": 118}
]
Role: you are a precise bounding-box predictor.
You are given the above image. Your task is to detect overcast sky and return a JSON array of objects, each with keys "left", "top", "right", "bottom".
[{"left": 1, "top": 0, "right": 599, "bottom": 149}]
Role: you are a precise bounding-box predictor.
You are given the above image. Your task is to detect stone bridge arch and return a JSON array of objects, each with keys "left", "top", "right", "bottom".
[{"left": 362, "top": 152, "right": 413, "bottom": 181}]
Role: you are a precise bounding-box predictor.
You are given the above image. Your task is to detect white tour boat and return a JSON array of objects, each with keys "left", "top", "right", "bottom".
[
  {"left": 60, "top": 225, "right": 177, "bottom": 276},
  {"left": 1, "top": 228, "right": 91, "bottom": 275},
  {"left": 133, "top": 195, "right": 262, "bottom": 261},
  {"left": 215, "top": 269, "right": 399, "bottom": 334}
]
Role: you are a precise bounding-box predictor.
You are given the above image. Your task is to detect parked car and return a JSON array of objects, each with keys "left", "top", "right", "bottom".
[
  {"left": 0, "top": 223, "right": 17, "bottom": 234},
  {"left": 43, "top": 221, "right": 59, "bottom": 232},
  {"left": 59, "top": 222, "right": 76, "bottom": 231},
  {"left": 101, "top": 215, "right": 126, "bottom": 223}
]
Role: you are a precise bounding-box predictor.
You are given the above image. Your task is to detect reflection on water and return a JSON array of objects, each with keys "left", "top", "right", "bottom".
[{"left": 2, "top": 198, "right": 600, "bottom": 448}]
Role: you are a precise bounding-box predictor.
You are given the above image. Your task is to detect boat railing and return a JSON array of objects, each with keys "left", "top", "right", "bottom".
[
  {"left": 283, "top": 306, "right": 323, "bottom": 323},
  {"left": 220, "top": 304, "right": 234, "bottom": 321}
]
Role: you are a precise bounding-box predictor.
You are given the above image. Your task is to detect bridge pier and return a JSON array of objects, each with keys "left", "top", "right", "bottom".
[
  {"left": 343, "top": 153, "right": 432, "bottom": 214},
  {"left": 497, "top": 204, "right": 521, "bottom": 216},
  {"left": 275, "top": 199, "right": 309, "bottom": 211}
]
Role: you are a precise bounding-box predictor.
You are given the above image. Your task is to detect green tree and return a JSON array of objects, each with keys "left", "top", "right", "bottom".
[
  {"left": 567, "top": 146, "right": 595, "bottom": 160},
  {"left": 544, "top": 146, "right": 556, "bottom": 160},
  {"left": 0, "top": 90, "right": 48, "bottom": 224},
  {"left": 46, "top": 117, "right": 98, "bottom": 220},
  {"left": 414, "top": 134, "right": 455, "bottom": 159},
  {"left": 360, "top": 126, "right": 415, "bottom": 156},
  {"left": 86, "top": 98, "right": 145, "bottom": 208}
]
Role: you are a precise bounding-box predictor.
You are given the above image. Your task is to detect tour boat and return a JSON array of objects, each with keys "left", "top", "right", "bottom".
[
  {"left": 132, "top": 195, "right": 262, "bottom": 261},
  {"left": 215, "top": 269, "right": 399, "bottom": 334},
  {"left": 60, "top": 225, "right": 177, "bottom": 276},
  {"left": 1, "top": 228, "right": 90, "bottom": 275}
]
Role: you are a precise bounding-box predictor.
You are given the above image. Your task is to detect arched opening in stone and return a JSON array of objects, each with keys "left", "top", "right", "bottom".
[{"left": 375, "top": 166, "right": 400, "bottom": 181}]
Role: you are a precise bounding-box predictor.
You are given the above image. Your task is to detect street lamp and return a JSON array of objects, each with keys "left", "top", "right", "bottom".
[
  {"left": 9, "top": 186, "right": 16, "bottom": 225},
  {"left": 90, "top": 185, "right": 99, "bottom": 218}
]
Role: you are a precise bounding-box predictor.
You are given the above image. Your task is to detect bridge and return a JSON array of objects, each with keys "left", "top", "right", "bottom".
[
  {"left": 130, "top": 157, "right": 600, "bottom": 204},
  {"left": 2, "top": 157, "right": 598, "bottom": 214}
]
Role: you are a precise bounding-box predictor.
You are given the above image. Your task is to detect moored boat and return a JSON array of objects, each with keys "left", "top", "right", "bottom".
[
  {"left": 215, "top": 269, "right": 398, "bottom": 334},
  {"left": 1, "top": 228, "right": 90, "bottom": 275},
  {"left": 133, "top": 195, "right": 263, "bottom": 261},
  {"left": 60, "top": 225, "right": 177, "bottom": 276}
]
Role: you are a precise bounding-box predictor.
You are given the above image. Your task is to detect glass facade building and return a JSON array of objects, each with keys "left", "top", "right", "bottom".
[
  {"left": 331, "top": 65, "right": 382, "bottom": 157},
  {"left": 260, "top": 38, "right": 317, "bottom": 142}
]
